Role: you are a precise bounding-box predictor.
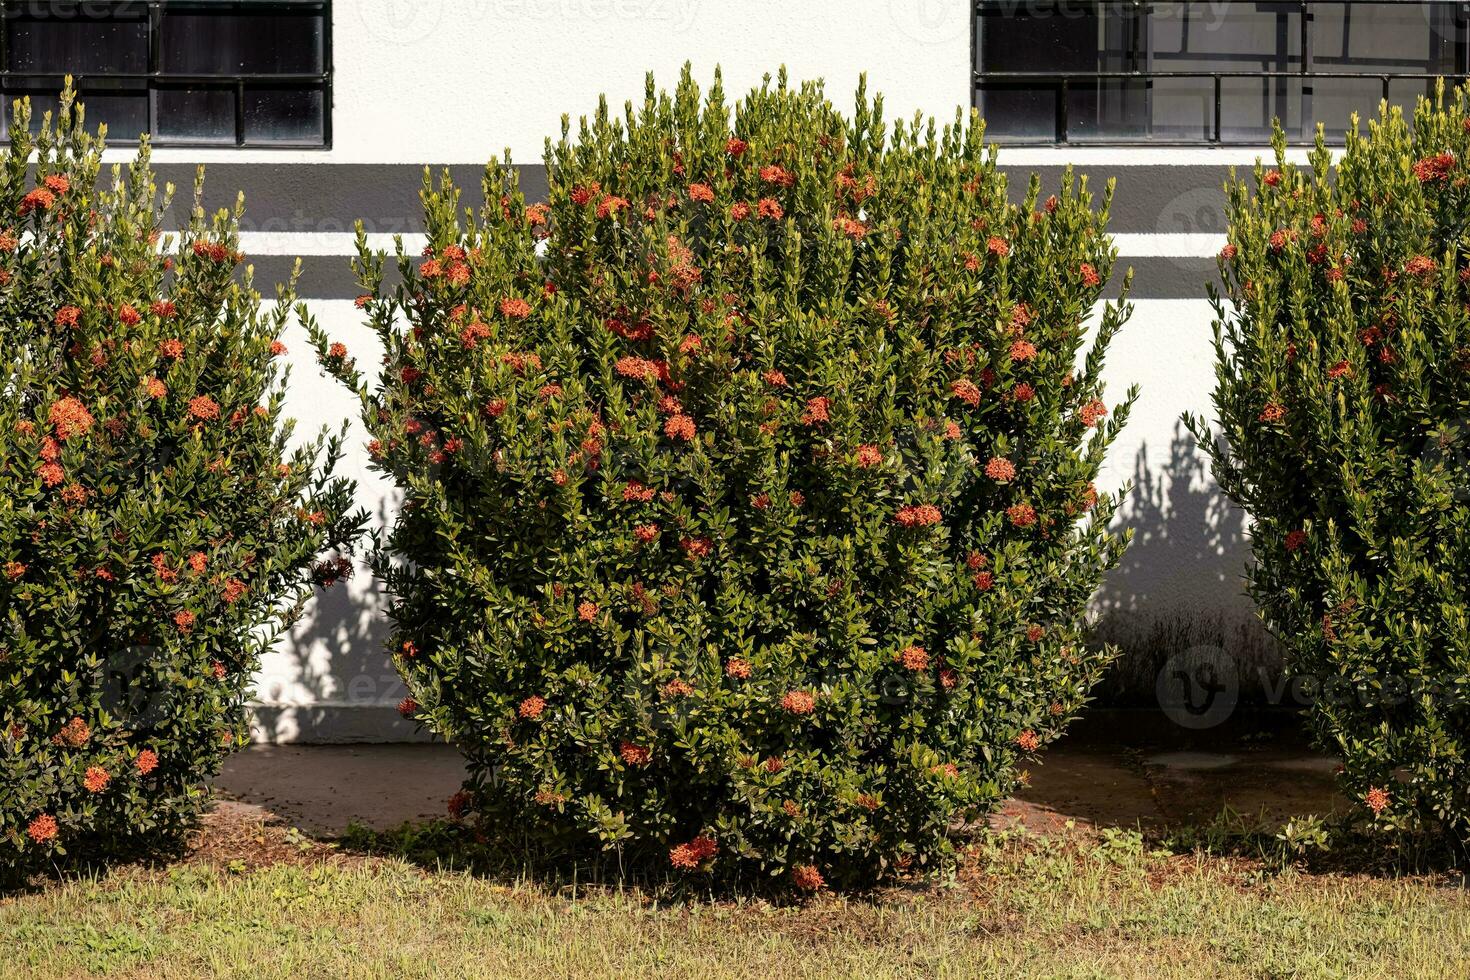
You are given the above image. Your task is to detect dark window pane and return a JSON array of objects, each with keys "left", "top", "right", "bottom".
[
  {"left": 1066, "top": 79, "right": 1148, "bottom": 141},
  {"left": 978, "top": 2, "right": 1134, "bottom": 74},
  {"left": 1221, "top": 76, "right": 1304, "bottom": 141},
  {"left": 1388, "top": 75, "right": 1466, "bottom": 123},
  {"left": 4, "top": 83, "right": 148, "bottom": 142},
  {"left": 976, "top": 2, "right": 1134, "bottom": 140},
  {"left": 156, "top": 87, "right": 237, "bottom": 144},
  {"left": 5, "top": 15, "right": 149, "bottom": 74},
  {"left": 161, "top": 10, "right": 324, "bottom": 74},
  {"left": 1310, "top": 3, "right": 1456, "bottom": 75},
  {"left": 977, "top": 82, "right": 1059, "bottom": 140},
  {"left": 1150, "top": 76, "right": 1217, "bottom": 140},
  {"left": 1149, "top": 2, "right": 1302, "bottom": 72},
  {"left": 244, "top": 87, "right": 324, "bottom": 144},
  {"left": 1310, "top": 77, "right": 1389, "bottom": 138}
]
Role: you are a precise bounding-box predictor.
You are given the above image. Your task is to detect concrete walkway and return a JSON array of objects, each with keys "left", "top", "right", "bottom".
[{"left": 215, "top": 714, "right": 1346, "bottom": 837}]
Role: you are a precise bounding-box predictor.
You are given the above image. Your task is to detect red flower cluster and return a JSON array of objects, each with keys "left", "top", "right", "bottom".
[
  {"left": 1007, "top": 503, "right": 1037, "bottom": 527},
  {"left": 188, "top": 396, "right": 220, "bottom": 421},
  {"left": 619, "top": 740, "right": 652, "bottom": 765},
  {"left": 781, "top": 690, "right": 817, "bottom": 715},
  {"left": 669, "top": 835, "right": 717, "bottom": 869},
  {"left": 896, "top": 645, "right": 929, "bottom": 671},
  {"left": 1009, "top": 339, "right": 1037, "bottom": 362},
  {"left": 791, "top": 864, "right": 825, "bottom": 891},
  {"left": 1079, "top": 399, "right": 1108, "bottom": 427},
  {"left": 519, "top": 695, "right": 547, "bottom": 719},
  {"left": 1413, "top": 152, "right": 1455, "bottom": 182},
  {"left": 48, "top": 397, "right": 94, "bottom": 440},
  {"left": 26, "top": 813, "right": 59, "bottom": 844},
  {"left": 985, "top": 457, "right": 1016, "bottom": 482},
  {"left": 58, "top": 717, "right": 91, "bottom": 747},
  {"left": 894, "top": 504, "right": 942, "bottom": 528}
]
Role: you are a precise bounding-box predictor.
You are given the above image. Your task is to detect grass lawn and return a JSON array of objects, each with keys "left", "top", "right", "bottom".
[{"left": 4, "top": 807, "right": 1470, "bottom": 979}]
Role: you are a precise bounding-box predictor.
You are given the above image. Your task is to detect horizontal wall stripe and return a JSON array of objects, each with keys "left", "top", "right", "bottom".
[
  {"left": 234, "top": 230, "right": 1225, "bottom": 259},
  {"left": 243, "top": 254, "right": 1218, "bottom": 302},
  {"left": 237, "top": 232, "right": 428, "bottom": 256},
  {"left": 107, "top": 145, "right": 1297, "bottom": 168},
  {"left": 123, "top": 162, "right": 1238, "bottom": 238},
  {"left": 1112, "top": 234, "right": 1226, "bottom": 258}
]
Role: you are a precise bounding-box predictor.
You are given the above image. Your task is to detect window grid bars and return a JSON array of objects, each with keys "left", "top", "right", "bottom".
[
  {"left": 974, "top": 0, "right": 1470, "bottom": 145},
  {"left": 0, "top": 0, "right": 331, "bottom": 148}
]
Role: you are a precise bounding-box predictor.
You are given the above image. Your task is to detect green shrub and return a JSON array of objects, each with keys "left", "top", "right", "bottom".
[
  {"left": 1190, "top": 86, "right": 1470, "bottom": 835},
  {"left": 314, "top": 68, "right": 1135, "bottom": 889},
  {"left": 0, "top": 91, "right": 362, "bottom": 877}
]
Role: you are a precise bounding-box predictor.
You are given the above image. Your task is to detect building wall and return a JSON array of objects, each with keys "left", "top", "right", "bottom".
[{"left": 128, "top": 3, "right": 1286, "bottom": 741}]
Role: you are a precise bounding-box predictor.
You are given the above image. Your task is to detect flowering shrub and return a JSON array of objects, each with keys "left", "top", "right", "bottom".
[
  {"left": 0, "top": 92, "right": 361, "bottom": 876},
  {"left": 1191, "top": 88, "right": 1470, "bottom": 834},
  {"left": 315, "top": 68, "right": 1135, "bottom": 888}
]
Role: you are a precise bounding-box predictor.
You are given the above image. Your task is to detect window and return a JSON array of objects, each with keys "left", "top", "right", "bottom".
[
  {"left": 1, "top": 1, "right": 331, "bottom": 147},
  {"left": 974, "top": 1, "right": 1468, "bottom": 143}
]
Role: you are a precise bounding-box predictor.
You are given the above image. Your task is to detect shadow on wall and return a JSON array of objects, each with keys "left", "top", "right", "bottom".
[
  {"left": 249, "top": 486, "right": 425, "bottom": 744},
  {"left": 1092, "top": 421, "right": 1281, "bottom": 706}
]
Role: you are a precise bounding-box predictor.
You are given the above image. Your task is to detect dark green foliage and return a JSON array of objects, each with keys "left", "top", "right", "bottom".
[
  {"left": 1191, "top": 86, "right": 1470, "bottom": 836},
  {"left": 315, "top": 68, "right": 1134, "bottom": 889},
  {"left": 0, "top": 91, "right": 362, "bottom": 877}
]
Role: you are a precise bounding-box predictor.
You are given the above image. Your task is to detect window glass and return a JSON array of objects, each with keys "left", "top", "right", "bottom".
[
  {"left": 161, "top": 9, "right": 325, "bottom": 74},
  {"left": 3, "top": 82, "right": 149, "bottom": 142},
  {"left": 973, "top": 1, "right": 1466, "bottom": 143},
  {"left": 975, "top": 2, "right": 1135, "bottom": 141},
  {"left": 5, "top": 14, "right": 149, "bottom": 74},
  {"left": 1, "top": 2, "right": 330, "bottom": 147},
  {"left": 244, "top": 87, "right": 325, "bottom": 144},
  {"left": 155, "top": 87, "right": 238, "bottom": 144}
]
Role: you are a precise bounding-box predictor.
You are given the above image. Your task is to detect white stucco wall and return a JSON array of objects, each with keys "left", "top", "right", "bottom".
[
  {"left": 212, "top": 3, "right": 1274, "bottom": 741},
  {"left": 251, "top": 297, "right": 1261, "bottom": 741}
]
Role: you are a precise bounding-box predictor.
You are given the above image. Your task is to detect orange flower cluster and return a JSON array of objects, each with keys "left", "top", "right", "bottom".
[
  {"left": 896, "top": 645, "right": 929, "bottom": 671},
  {"left": 619, "top": 740, "right": 652, "bottom": 765},
  {"left": 669, "top": 835, "right": 717, "bottom": 869},
  {"left": 985, "top": 457, "right": 1016, "bottom": 482},
  {"left": 781, "top": 690, "right": 816, "bottom": 715},
  {"left": 48, "top": 397, "right": 94, "bottom": 440},
  {"left": 894, "top": 504, "right": 942, "bottom": 528}
]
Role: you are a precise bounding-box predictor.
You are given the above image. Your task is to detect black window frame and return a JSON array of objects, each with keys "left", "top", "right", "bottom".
[
  {"left": 0, "top": 0, "right": 332, "bottom": 148},
  {"left": 973, "top": 0, "right": 1470, "bottom": 145}
]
